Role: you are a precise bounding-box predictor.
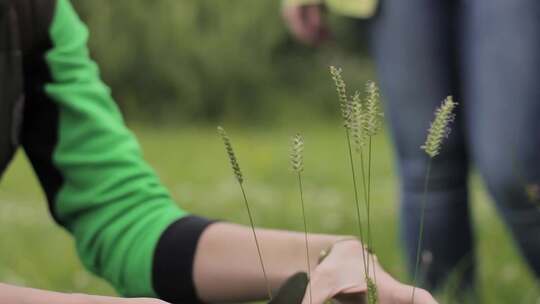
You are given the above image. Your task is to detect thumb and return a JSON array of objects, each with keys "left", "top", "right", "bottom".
[
  {"left": 301, "top": 271, "right": 334, "bottom": 304},
  {"left": 393, "top": 285, "right": 438, "bottom": 304},
  {"left": 303, "top": 271, "right": 364, "bottom": 304}
]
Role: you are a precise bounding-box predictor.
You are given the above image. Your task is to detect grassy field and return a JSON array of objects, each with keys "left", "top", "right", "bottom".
[{"left": 0, "top": 123, "right": 537, "bottom": 303}]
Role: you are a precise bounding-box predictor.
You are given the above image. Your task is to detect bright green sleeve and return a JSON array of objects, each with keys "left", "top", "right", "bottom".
[{"left": 36, "top": 0, "right": 186, "bottom": 296}]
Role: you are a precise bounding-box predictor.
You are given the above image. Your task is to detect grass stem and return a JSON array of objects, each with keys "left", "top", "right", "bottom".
[
  {"left": 367, "top": 136, "right": 378, "bottom": 284},
  {"left": 411, "top": 159, "right": 433, "bottom": 303},
  {"left": 240, "top": 183, "right": 273, "bottom": 300},
  {"left": 345, "top": 130, "right": 369, "bottom": 275},
  {"left": 297, "top": 172, "right": 312, "bottom": 304}
]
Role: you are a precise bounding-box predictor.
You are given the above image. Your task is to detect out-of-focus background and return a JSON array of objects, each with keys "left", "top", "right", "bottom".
[
  {"left": 0, "top": 1, "right": 537, "bottom": 303},
  {"left": 73, "top": 0, "right": 373, "bottom": 124}
]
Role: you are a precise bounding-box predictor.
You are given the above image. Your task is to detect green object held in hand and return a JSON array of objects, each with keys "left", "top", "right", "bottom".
[
  {"left": 268, "top": 272, "right": 308, "bottom": 304},
  {"left": 269, "top": 272, "right": 366, "bottom": 304}
]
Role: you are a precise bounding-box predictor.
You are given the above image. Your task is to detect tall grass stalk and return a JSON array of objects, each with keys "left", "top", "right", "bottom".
[
  {"left": 353, "top": 80, "right": 384, "bottom": 304},
  {"left": 290, "top": 133, "right": 312, "bottom": 304},
  {"left": 412, "top": 97, "right": 457, "bottom": 303},
  {"left": 217, "top": 126, "right": 272, "bottom": 300},
  {"left": 365, "top": 81, "right": 383, "bottom": 304},
  {"left": 367, "top": 82, "right": 382, "bottom": 262},
  {"left": 329, "top": 66, "right": 370, "bottom": 283}
]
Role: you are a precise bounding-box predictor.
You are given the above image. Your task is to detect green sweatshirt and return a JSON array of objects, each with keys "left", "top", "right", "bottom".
[
  {"left": 0, "top": 0, "right": 211, "bottom": 302},
  {"left": 283, "top": 0, "right": 378, "bottom": 18}
]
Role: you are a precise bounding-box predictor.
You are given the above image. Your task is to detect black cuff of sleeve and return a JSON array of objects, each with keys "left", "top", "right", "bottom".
[{"left": 152, "top": 215, "right": 216, "bottom": 303}]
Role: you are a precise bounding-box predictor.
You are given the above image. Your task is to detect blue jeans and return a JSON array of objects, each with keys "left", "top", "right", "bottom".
[{"left": 369, "top": 0, "right": 540, "bottom": 292}]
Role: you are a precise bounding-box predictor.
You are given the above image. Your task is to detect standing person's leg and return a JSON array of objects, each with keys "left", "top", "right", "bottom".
[
  {"left": 370, "top": 0, "right": 474, "bottom": 291},
  {"left": 462, "top": 0, "right": 540, "bottom": 275}
]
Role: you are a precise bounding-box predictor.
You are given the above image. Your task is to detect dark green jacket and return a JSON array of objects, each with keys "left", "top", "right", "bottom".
[{"left": 0, "top": 0, "right": 210, "bottom": 302}]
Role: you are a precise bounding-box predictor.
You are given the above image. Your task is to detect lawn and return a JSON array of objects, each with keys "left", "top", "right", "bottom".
[{"left": 0, "top": 123, "right": 537, "bottom": 303}]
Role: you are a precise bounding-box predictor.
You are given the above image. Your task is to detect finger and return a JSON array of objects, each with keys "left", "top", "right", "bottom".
[
  {"left": 340, "top": 285, "right": 365, "bottom": 294},
  {"left": 304, "top": 272, "right": 366, "bottom": 304},
  {"left": 301, "top": 271, "right": 334, "bottom": 304},
  {"left": 412, "top": 289, "right": 438, "bottom": 304},
  {"left": 395, "top": 285, "right": 438, "bottom": 304},
  {"left": 334, "top": 291, "right": 367, "bottom": 304},
  {"left": 301, "top": 282, "right": 327, "bottom": 304}
]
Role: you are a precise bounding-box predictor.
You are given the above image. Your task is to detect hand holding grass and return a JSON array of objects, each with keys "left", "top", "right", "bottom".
[
  {"left": 211, "top": 126, "right": 437, "bottom": 304},
  {"left": 301, "top": 239, "right": 437, "bottom": 304}
]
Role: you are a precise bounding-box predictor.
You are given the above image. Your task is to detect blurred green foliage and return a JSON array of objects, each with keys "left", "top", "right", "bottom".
[{"left": 72, "top": 0, "right": 373, "bottom": 124}]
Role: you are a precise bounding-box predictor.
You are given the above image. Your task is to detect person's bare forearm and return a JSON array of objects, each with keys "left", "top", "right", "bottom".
[
  {"left": 193, "top": 222, "right": 345, "bottom": 302},
  {"left": 0, "top": 283, "right": 167, "bottom": 304},
  {"left": 0, "top": 283, "right": 89, "bottom": 304},
  {"left": 193, "top": 223, "right": 439, "bottom": 304}
]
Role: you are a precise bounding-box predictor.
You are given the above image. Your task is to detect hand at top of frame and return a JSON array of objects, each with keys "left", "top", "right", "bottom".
[
  {"left": 305, "top": 240, "right": 437, "bottom": 304},
  {"left": 282, "top": 3, "right": 330, "bottom": 46}
]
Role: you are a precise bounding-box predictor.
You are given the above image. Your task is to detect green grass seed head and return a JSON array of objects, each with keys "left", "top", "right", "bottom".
[
  {"left": 367, "top": 277, "right": 379, "bottom": 304},
  {"left": 217, "top": 126, "right": 244, "bottom": 184},
  {"left": 421, "top": 96, "right": 458, "bottom": 158},
  {"left": 365, "top": 81, "right": 383, "bottom": 137},
  {"left": 290, "top": 133, "right": 304, "bottom": 173},
  {"left": 329, "top": 66, "right": 352, "bottom": 128},
  {"left": 351, "top": 92, "right": 368, "bottom": 152}
]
